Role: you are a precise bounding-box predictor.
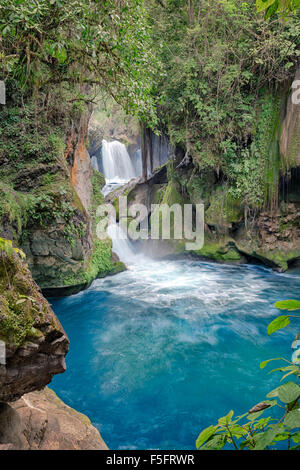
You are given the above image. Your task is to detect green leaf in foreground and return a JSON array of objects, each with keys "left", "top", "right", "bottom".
[
  {"left": 274, "top": 300, "right": 300, "bottom": 311},
  {"left": 267, "top": 315, "right": 290, "bottom": 335},
  {"left": 254, "top": 424, "right": 282, "bottom": 450},
  {"left": 277, "top": 382, "right": 300, "bottom": 404},
  {"left": 196, "top": 425, "right": 218, "bottom": 449},
  {"left": 284, "top": 410, "right": 300, "bottom": 430},
  {"left": 256, "top": 0, "right": 277, "bottom": 13},
  {"left": 201, "top": 434, "right": 227, "bottom": 450},
  {"left": 218, "top": 410, "right": 234, "bottom": 426}
]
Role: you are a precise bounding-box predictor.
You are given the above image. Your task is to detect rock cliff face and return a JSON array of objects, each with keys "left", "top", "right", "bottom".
[
  {"left": 0, "top": 249, "right": 69, "bottom": 402},
  {"left": 0, "top": 101, "right": 123, "bottom": 295},
  {"left": 280, "top": 68, "right": 300, "bottom": 168},
  {"left": 0, "top": 388, "right": 107, "bottom": 450},
  {"left": 66, "top": 109, "right": 94, "bottom": 212}
]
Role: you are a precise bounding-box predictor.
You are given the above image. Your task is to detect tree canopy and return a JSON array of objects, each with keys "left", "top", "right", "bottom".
[{"left": 0, "top": 0, "right": 158, "bottom": 123}]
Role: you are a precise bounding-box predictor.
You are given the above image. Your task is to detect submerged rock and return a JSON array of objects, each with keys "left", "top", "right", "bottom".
[{"left": 0, "top": 387, "right": 107, "bottom": 450}]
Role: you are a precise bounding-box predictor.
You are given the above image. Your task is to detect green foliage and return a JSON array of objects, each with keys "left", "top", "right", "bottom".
[
  {"left": 147, "top": 0, "right": 300, "bottom": 208},
  {"left": 275, "top": 300, "right": 300, "bottom": 311},
  {"left": 226, "top": 93, "right": 281, "bottom": 208},
  {"left": 0, "top": 292, "right": 40, "bottom": 346},
  {"left": 0, "top": 0, "right": 158, "bottom": 124},
  {"left": 256, "top": 0, "right": 300, "bottom": 18},
  {"left": 267, "top": 315, "right": 290, "bottom": 335},
  {"left": 0, "top": 237, "right": 25, "bottom": 259},
  {"left": 0, "top": 242, "right": 45, "bottom": 346},
  {"left": 25, "top": 189, "right": 76, "bottom": 228},
  {"left": 63, "top": 221, "right": 86, "bottom": 248},
  {"left": 196, "top": 299, "right": 300, "bottom": 450},
  {"left": 0, "top": 106, "right": 66, "bottom": 170},
  {"left": 62, "top": 238, "right": 125, "bottom": 286}
]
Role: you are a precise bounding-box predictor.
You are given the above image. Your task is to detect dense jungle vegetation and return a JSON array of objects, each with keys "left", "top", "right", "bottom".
[
  {"left": 1, "top": 0, "right": 299, "bottom": 210},
  {"left": 147, "top": 1, "right": 300, "bottom": 210},
  {"left": 0, "top": 0, "right": 300, "bottom": 452}
]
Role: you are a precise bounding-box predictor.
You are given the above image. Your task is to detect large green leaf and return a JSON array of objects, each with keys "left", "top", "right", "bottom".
[
  {"left": 277, "top": 382, "right": 300, "bottom": 404},
  {"left": 201, "top": 434, "right": 227, "bottom": 450},
  {"left": 254, "top": 425, "right": 282, "bottom": 450},
  {"left": 267, "top": 315, "right": 290, "bottom": 335},
  {"left": 267, "top": 386, "right": 280, "bottom": 398},
  {"left": 218, "top": 410, "right": 234, "bottom": 426},
  {"left": 247, "top": 410, "right": 264, "bottom": 421},
  {"left": 292, "top": 431, "right": 300, "bottom": 443},
  {"left": 196, "top": 425, "right": 218, "bottom": 449},
  {"left": 284, "top": 410, "right": 300, "bottom": 430},
  {"left": 265, "top": 0, "right": 279, "bottom": 18},
  {"left": 274, "top": 300, "right": 300, "bottom": 311}
]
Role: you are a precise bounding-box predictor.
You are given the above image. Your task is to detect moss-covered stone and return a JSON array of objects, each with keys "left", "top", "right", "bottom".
[
  {"left": 0, "top": 246, "right": 69, "bottom": 402},
  {"left": 205, "top": 186, "right": 243, "bottom": 230},
  {"left": 192, "top": 239, "right": 245, "bottom": 263}
]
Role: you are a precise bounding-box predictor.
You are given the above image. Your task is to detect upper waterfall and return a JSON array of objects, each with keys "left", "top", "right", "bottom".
[{"left": 101, "top": 139, "right": 136, "bottom": 182}]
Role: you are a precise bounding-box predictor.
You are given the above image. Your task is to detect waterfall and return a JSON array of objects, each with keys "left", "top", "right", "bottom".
[
  {"left": 102, "top": 139, "right": 136, "bottom": 182},
  {"left": 107, "top": 223, "right": 137, "bottom": 265}
]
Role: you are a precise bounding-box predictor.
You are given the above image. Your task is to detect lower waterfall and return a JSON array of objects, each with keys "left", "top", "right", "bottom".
[{"left": 106, "top": 223, "right": 137, "bottom": 265}]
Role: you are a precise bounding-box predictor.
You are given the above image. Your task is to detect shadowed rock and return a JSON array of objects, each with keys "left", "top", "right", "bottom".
[{"left": 0, "top": 251, "right": 69, "bottom": 402}]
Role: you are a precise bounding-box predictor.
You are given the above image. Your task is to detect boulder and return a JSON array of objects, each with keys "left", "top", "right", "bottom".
[{"left": 0, "top": 387, "right": 107, "bottom": 450}]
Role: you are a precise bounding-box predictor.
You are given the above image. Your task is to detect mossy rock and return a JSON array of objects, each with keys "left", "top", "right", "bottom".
[
  {"left": 205, "top": 186, "right": 243, "bottom": 229},
  {"left": 0, "top": 247, "right": 64, "bottom": 347},
  {"left": 192, "top": 239, "right": 245, "bottom": 264},
  {"left": 60, "top": 238, "right": 125, "bottom": 288},
  {"left": 150, "top": 180, "right": 186, "bottom": 241}
]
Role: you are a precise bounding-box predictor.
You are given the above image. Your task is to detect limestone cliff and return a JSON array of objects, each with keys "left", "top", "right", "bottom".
[
  {"left": 0, "top": 247, "right": 69, "bottom": 402},
  {"left": 280, "top": 68, "right": 300, "bottom": 168},
  {"left": 0, "top": 101, "right": 124, "bottom": 295}
]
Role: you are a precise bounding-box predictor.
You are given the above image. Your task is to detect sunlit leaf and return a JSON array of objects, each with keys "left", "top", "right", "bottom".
[
  {"left": 196, "top": 425, "right": 218, "bottom": 449},
  {"left": 277, "top": 382, "right": 300, "bottom": 404},
  {"left": 275, "top": 300, "right": 300, "bottom": 311},
  {"left": 260, "top": 357, "right": 283, "bottom": 369},
  {"left": 218, "top": 410, "right": 234, "bottom": 426},
  {"left": 284, "top": 410, "right": 300, "bottom": 430},
  {"left": 267, "top": 315, "right": 290, "bottom": 335}
]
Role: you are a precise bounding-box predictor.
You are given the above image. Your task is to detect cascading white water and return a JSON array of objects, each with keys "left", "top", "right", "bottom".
[
  {"left": 102, "top": 139, "right": 136, "bottom": 182},
  {"left": 107, "top": 223, "right": 137, "bottom": 265},
  {"left": 95, "top": 140, "right": 140, "bottom": 261}
]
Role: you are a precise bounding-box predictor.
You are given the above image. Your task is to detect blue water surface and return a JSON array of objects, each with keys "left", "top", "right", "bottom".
[{"left": 49, "top": 258, "right": 300, "bottom": 450}]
